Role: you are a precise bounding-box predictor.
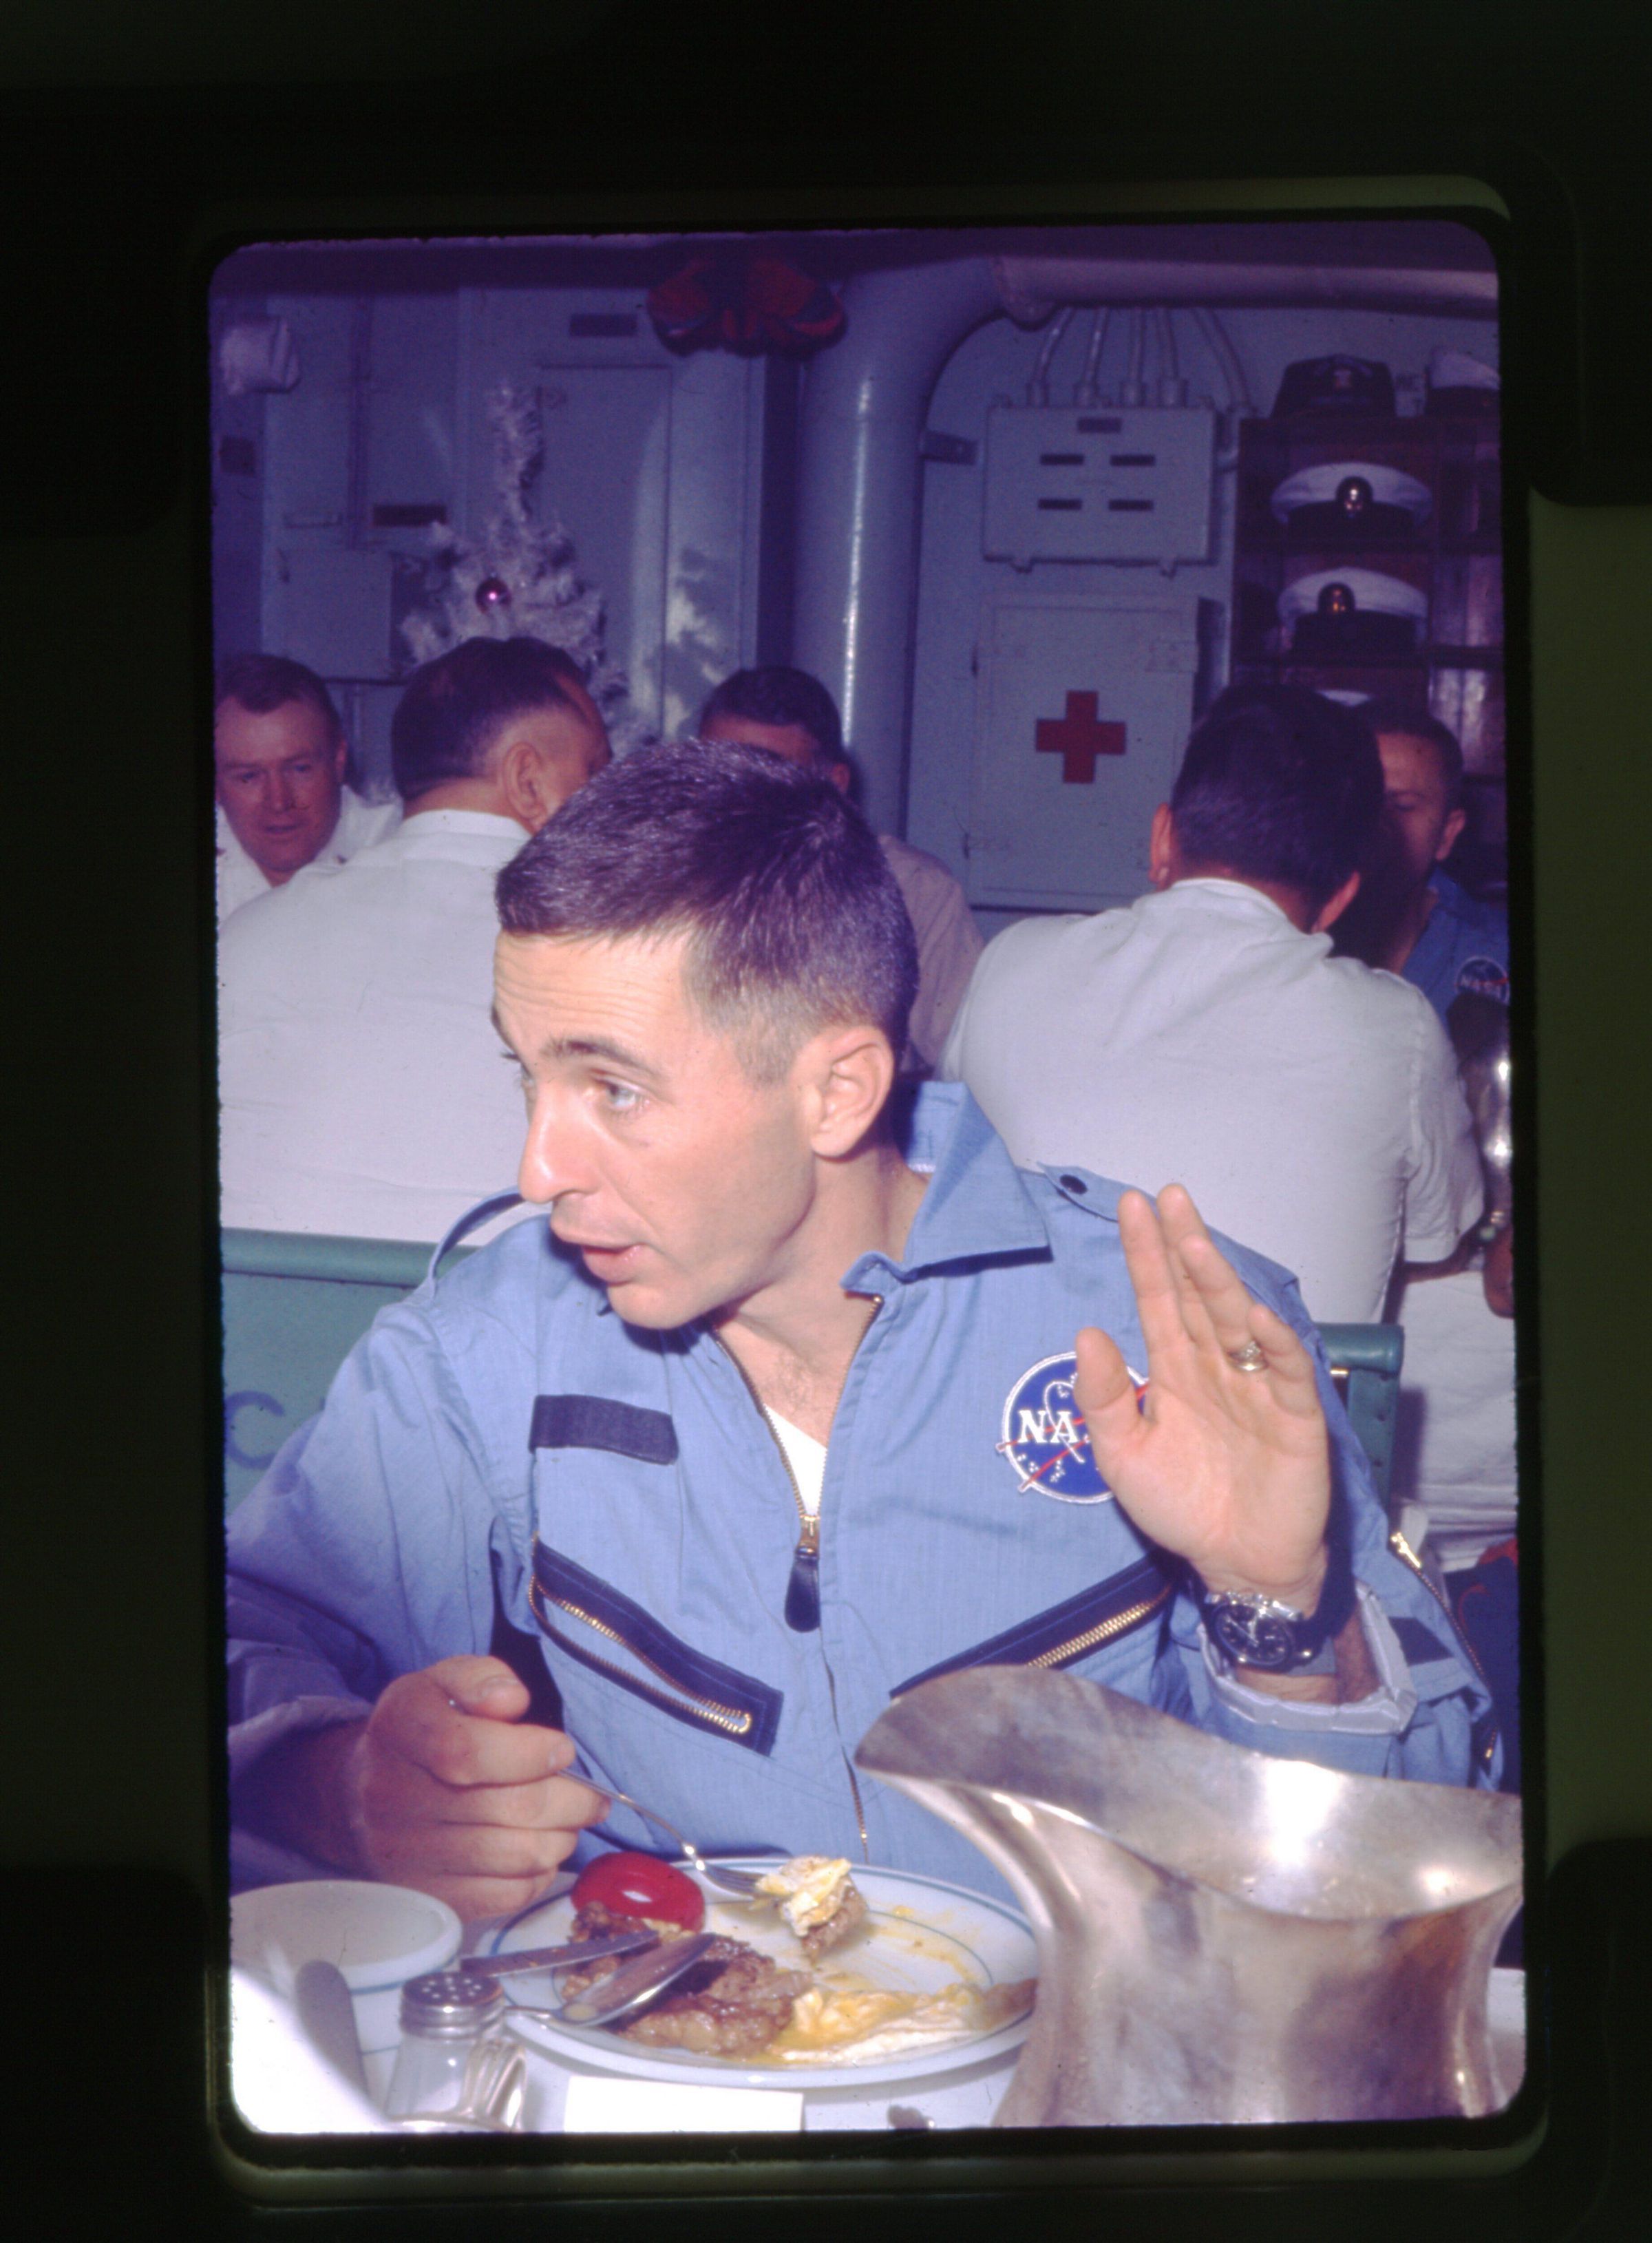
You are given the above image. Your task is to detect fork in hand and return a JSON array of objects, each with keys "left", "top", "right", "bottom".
[{"left": 584, "top": 1783, "right": 771, "bottom": 1897}]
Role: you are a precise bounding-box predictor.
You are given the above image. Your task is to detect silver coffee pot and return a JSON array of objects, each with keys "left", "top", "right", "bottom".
[
  {"left": 856, "top": 1665, "right": 1522, "bottom": 2126},
  {"left": 1448, "top": 991, "right": 1513, "bottom": 1231}
]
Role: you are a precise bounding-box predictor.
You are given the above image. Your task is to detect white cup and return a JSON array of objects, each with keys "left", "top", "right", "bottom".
[{"left": 231, "top": 1879, "right": 463, "bottom": 2105}]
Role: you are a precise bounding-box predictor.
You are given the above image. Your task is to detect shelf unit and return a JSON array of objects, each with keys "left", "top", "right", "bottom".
[{"left": 1228, "top": 407, "right": 1505, "bottom": 889}]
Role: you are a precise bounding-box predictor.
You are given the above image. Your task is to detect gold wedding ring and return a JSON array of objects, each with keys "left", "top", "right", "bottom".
[{"left": 1226, "top": 1339, "right": 1269, "bottom": 1373}]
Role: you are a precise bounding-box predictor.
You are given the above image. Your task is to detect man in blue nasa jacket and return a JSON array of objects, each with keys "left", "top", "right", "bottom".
[
  {"left": 227, "top": 739, "right": 1497, "bottom": 1921},
  {"left": 1337, "top": 700, "right": 1510, "bottom": 1022}
]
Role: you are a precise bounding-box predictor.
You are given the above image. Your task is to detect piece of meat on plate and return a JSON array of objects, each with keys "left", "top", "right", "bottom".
[
  {"left": 619, "top": 1939, "right": 813, "bottom": 2057},
  {"left": 560, "top": 1904, "right": 811, "bottom": 2056}
]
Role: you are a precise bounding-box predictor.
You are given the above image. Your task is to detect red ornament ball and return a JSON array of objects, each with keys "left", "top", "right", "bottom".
[
  {"left": 569, "top": 1851, "right": 706, "bottom": 1930},
  {"left": 475, "top": 576, "right": 513, "bottom": 611}
]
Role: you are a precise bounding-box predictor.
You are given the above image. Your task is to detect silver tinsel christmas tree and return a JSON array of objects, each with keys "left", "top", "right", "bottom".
[{"left": 399, "top": 382, "right": 654, "bottom": 755}]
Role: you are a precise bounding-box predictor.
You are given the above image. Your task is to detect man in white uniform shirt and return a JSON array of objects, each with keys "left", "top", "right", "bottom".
[
  {"left": 218, "top": 636, "right": 609, "bottom": 1243},
  {"left": 697, "top": 666, "right": 983, "bottom": 1077},
  {"left": 214, "top": 655, "right": 401, "bottom": 926},
  {"left": 942, "top": 684, "right": 1481, "bottom": 1325}
]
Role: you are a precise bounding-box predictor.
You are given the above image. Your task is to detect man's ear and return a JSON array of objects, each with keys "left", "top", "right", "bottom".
[
  {"left": 1311, "top": 869, "right": 1362, "bottom": 934},
  {"left": 1147, "top": 803, "right": 1176, "bottom": 888},
  {"left": 1437, "top": 805, "right": 1468, "bottom": 864},
  {"left": 330, "top": 735, "right": 350, "bottom": 783},
  {"left": 828, "top": 762, "right": 853, "bottom": 794},
  {"left": 498, "top": 739, "right": 561, "bottom": 832},
  {"left": 796, "top": 1024, "right": 896, "bottom": 1159}
]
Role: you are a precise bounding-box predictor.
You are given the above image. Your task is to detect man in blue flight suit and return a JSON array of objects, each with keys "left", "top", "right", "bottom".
[
  {"left": 227, "top": 739, "right": 1497, "bottom": 1923},
  {"left": 1341, "top": 700, "right": 1510, "bottom": 1022}
]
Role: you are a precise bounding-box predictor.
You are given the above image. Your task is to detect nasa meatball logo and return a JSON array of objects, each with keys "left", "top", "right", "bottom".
[
  {"left": 997, "top": 1350, "right": 1146, "bottom": 1503},
  {"left": 1456, "top": 956, "right": 1509, "bottom": 1004}
]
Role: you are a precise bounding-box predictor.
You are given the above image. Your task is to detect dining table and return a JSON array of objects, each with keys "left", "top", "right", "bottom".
[{"left": 228, "top": 1888, "right": 1528, "bottom": 2140}]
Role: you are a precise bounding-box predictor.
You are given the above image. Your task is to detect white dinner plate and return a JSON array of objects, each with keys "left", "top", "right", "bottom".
[{"left": 486, "top": 1860, "right": 1037, "bottom": 2092}]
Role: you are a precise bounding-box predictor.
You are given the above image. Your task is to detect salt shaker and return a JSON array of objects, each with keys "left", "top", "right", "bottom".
[{"left": 383, "top": 1968, "right": 507, "bottom": 2118}]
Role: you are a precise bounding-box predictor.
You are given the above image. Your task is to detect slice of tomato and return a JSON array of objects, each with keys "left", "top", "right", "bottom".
[{"left": 570, "top": 1850, "right": 706, "bottom": 1930}]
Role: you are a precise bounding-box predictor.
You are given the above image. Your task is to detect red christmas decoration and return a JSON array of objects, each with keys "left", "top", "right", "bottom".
[{"left": 648, "top": 250, "right": 845, "bottom": 358}]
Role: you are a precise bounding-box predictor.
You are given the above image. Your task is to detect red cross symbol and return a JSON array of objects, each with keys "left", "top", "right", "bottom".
[{"left": 1035, "top": 691, "right": 1127, "bottom": 783}]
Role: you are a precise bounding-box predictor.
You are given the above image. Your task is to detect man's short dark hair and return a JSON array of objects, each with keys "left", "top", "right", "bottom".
[
  {"left": 699, "top": 666, "right": 845, "bottom": 770},
  {"left": 215, "top": 652, "right": 342, "bottom": 743},
  {"left": 496, "top": 737, "right": 917, "bottom": 1080},
  {"left": 391, "top": 636, "right": 585, "bottom": 802},
  {"left": 1361, "top": 697, "right": 1466, "bottom": 808},
  {"left": 1169, "top": 683, "right": 1384, "bottom": 914}
]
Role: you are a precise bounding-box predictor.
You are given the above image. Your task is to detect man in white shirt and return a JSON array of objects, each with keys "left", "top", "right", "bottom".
[
  {"left": 696, "top": 666, "right": 983, "bottom": 1076},
  {"left": 942, "top": 684, "right": 1482, "bottom": 1326},
  {"left": 214, "top": 654, "right": 401, "bottom": 926},
  {"left": 218, "top": 636, "right": 610, "bottom": 1243}
]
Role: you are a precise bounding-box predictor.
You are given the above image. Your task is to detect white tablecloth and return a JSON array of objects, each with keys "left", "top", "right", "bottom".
[
  {"left": 231, "top": 1961, "right": 1527, "bottom": 2136},
  {"left": 505, "top": 2034, "right": 1019, "bottom": 2134}
]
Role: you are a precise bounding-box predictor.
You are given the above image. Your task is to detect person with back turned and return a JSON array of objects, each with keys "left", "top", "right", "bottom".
[{"left": 942, "top": 684, "right": 1483, "bottom": 1327}]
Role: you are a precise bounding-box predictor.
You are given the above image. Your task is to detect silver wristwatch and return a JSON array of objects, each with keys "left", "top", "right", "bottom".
[
  {"left": 1199, "top": 1539, "right": 1361, "bottom": 1674},
  {"left": 1200, "top": 1589, "right": 1336, "bottom": 1672}
]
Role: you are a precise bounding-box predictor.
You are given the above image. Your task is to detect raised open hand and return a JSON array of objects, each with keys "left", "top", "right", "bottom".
[{"left": 1074, "top": 1186, "right": 1332, "bottom": 1609}]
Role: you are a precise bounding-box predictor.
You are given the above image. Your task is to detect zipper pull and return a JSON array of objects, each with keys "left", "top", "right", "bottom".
[{"left": 785, "top": 1515, "right": 821, "bottom": 1632}]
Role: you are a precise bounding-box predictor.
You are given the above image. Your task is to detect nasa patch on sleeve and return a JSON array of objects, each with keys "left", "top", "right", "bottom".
[{"left": 997, "top": 1350, "right": 1145, "bottom": 1503}]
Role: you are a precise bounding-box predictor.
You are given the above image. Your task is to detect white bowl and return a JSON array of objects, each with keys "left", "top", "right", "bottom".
[{"left": 231, "top": 1879, "right": 462, "bottom": 2101}]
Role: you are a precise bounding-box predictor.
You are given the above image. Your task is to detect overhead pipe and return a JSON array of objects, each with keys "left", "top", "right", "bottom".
[
  {"left": 991, "top": 255, "right": 1498, "bottom": 322},
  {"left": 792, "top": 258, "right": 1002, "bottom": 836}
]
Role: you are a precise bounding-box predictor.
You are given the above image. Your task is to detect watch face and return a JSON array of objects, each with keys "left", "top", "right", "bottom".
[{"left": 1208, "top": 1600, "right": 1305, "bottom": 1671}]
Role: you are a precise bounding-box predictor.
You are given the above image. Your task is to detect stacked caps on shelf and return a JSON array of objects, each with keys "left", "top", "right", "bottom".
[{"left": 1269, "top": 463, "right": 1431, "bottom": 655}]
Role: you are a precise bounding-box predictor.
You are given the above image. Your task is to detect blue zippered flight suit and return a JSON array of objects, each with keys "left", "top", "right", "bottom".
[{"left": 227, "top": 1086, "right": 1499, "bottom": 1899}]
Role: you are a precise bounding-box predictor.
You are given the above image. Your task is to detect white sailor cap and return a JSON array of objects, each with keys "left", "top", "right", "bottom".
[
  {"left": 1428, "top": 347, "right": 1499, "bottom": 392},
  {"left": 1269, "top": 459, "right": 1432, "bottom": 526},
  {"left": 1278, "top": 567, "right": 1429, "bottom": 644}
]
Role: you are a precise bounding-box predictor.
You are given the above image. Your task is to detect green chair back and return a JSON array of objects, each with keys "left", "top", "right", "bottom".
[
  {"left": 1315, "top": 1322, "right": 1405, "bottom": 1514},
  {"left": 221, "top": 1232, "right": 1406, "bottom": 1519},
  {"left": 220, "top": 1230, "right": 455, "bottom": 1513}
]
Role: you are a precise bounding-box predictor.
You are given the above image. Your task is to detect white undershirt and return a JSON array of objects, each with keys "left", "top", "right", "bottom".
[{"left": 763, "top": 1410, "right": 827, "bottom": 1518}]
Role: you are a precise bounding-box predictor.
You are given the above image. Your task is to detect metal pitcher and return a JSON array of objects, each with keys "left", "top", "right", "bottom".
[
  {"left": 1448, "top": 991, "right": 1513, "bottom": 1229},
  {"left": 855, "top": 1666, "right": 1523, "bottom": 2126}
]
